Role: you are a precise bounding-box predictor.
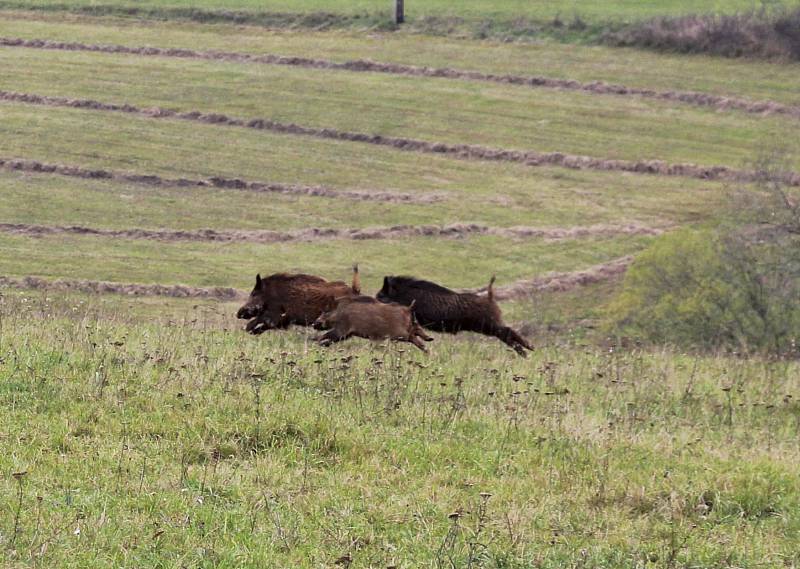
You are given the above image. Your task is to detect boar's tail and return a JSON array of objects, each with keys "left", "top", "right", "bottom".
[
  {"left": 488, "top": 275, "right": 496, "bottom": 303},
  {"left": 351, "top": 263, "right": 361, "bottom": 295}
]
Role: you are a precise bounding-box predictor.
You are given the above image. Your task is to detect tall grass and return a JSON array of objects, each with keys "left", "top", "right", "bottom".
[{"left": 1, "top": 292, "right": 798, "bottom": 567}]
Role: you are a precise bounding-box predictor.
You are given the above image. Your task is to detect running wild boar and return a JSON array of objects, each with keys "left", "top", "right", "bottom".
[
  {"left": 376, "top": 275, "right": 533, "bottom": 355},
  {"left": 312, "top": 296, "right": 433, "bottom": 351},
  {"left": 237, "top": 266, "right": 360, "bottom": 334}
]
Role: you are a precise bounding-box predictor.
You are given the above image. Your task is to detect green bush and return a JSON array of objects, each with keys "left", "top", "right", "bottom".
[{"left": 609, "top": 226, "right": 800, "bottom": 354}]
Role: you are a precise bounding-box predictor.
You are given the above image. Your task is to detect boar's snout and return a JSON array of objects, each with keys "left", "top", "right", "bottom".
[
  {"left": 237, "top": 301, "right": 262, "bottom": 320},
  {"left": 312, "top": 313, "right": 330, "bottom": 330}
]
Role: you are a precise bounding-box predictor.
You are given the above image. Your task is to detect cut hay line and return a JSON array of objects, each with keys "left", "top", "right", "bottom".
[
  {"left": 0, "top": 258, "right": 632, "bottom": 300},
  {"left": 2, "top": 36, "right": 797, "bottom": 120},
  {"left": 0, "top": 275, "right": 242, "bottom": 300},
  {"left": 0, "top": 3, "right": 370, "bottom": 29},
  {"left": 468, "top": 256, "right": 634, "bottom": 300},
  {"left": 0, "top": 222, "right": 664, "bottom": 244},
  {"left": 3, "top": 90, "right": 797, "bottom": 186},
  {"left": 0, "top": 157, "right": 442, "bottom": 203}
]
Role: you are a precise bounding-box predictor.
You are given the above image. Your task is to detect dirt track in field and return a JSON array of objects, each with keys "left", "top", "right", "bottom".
[
  {"left": 0, "top": 157, "right": 443, "bottom": 203},
  {"left": 3, "top": 90, "right": 797, "bottom": 186},
  {"left": 0, "top": 257, "right": 634, "bottom": 300},
  {"left": 2, "top": 37, "right": 798, "bottom": 119},
  {"left": 0, "top": 221, "right": 663, "bottom": 244}
]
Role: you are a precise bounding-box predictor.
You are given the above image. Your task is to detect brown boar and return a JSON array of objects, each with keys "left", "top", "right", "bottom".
[
  {"left": 376, "top": 275, "right": 533, "bottom": 355},
  {"left": 312, "top": 296, "right": 433, "bottom": 351},
  {"left": 237, "top": 266, "right": 360, "bottom": 334}
]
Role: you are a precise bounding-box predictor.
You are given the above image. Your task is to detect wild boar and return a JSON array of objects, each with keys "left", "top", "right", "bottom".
[
  {"left": 237, "top": 266, "right": 360, "bottom": 334},
  {"left": 376, "top": 275, "right": 533, "bottom": 355},
  {"left": 312, "top": 296, "right": 433, "bottom": 351}
]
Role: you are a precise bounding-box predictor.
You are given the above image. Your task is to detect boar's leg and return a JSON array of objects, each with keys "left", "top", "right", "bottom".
[
  {"left": 506, "top": 327, "right": 533, "bottom": 351},
  {"left": 491, "top": 325, "right": 534, "bottom": 356},
  {"left": 408, "top": 335, "right": 429, "bottom": 352},
  {"left": 412, "top": 324, "right": 434, "bottom": 342},
  {"left": 274, "top": 308, "right": 292, "bottom": 329},
  {"left": 317, "top": 329, "right": 347, "bottom": 347}
]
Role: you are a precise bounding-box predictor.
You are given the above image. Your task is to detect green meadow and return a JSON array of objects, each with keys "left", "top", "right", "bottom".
[
  {"left": 2, "top": 296, "right": 799, "bottom": 567},
  {"left": 1, "top": 3, "right": 799, "bottom": 567}
]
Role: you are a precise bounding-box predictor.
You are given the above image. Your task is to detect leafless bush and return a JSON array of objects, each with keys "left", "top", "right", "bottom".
[{"left": 608, "top": 7, "right": 800, "bottom": 60}]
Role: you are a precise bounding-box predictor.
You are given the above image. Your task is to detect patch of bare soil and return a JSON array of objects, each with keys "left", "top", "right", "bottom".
[
  {"left": 0, "top": 222, "right": 664, "bottom": 244},
  {"left": 0, "top": 157, "right": 442, "bottom": 203},
  {"left": 4, "top": 90, "right": 797, "bottom": 186},
  {"left": 3, "top": 37, "right": 798, "bottom": 119}
]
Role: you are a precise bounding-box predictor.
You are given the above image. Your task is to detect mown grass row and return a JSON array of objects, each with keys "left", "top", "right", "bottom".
[
  {"left": 0, "top": 230, "right": 651, "bottom": 291},
  {"left": 4, "top": 13, "right": 800, "bottom": 105},
  {"left": 1, "top": 294, "right": 798, "bottom": 567},
  {"left": 0, "top": 166, "right": 705, "bottom": 231},
  {"left": 0, "top": 105, "right": 723, "bottom": 228},
  {"left": 5, "top": 35, "right": 800, "bottom": 121},
  {"left": 3, "top": 46, "right": 800, "bottom": 171}
]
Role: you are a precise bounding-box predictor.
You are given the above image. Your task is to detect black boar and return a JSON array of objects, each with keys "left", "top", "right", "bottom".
[{"left": 376, "top": 275, "right": 533, "bottom": 355}]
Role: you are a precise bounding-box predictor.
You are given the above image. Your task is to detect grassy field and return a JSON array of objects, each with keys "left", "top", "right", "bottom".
[
  {"left": 0, "top": 0, "right": 775, "bottom": 23},
  {"left": 3, "top": 14, "right": 800, "bottom": 105},
  {"left": 0, "top": 167, "right": 708, "bottom": 231},
  {"left": 0, "top": 230, "right": 652, "bottom": 291},
  {"left": 4, "top": 46, "right": 800, "bottom": 170},
  {"left": 2, "top": 295, "right": 799, "bottom": 567},
  {"left": 2, "top": 1, "right": 800, "bottom": 566}
]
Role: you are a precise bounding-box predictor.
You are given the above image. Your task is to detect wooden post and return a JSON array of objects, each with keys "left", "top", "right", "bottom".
[{"left": 395, "top": 0, "right": 404, "bottom": 24}]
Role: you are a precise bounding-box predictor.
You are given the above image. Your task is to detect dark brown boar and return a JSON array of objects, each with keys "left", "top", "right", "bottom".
[
  {"left": 376, "top": 275, "right": 533, "bottom": 355},
  {"left": 312, "top": 297, "right": 433, "bottom": 351},
  {"left": 237, "top": 266, "right": 360, "bottom": 334}
]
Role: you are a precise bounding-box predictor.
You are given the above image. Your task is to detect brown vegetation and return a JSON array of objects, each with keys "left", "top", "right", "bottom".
[
  {"left": 608, "top": 9, "right": 800, "bottom": 61},
  {"left": 0, "top": 275, "right": 240, "bottom": 299},
  {"left": 0, "top": 222, "right": 663, "bottom": 244},
  {"left": 0, "top": 157, "right": 442, "bottom": 203},
  {"left": 475, "top": 256, "right": 634, "bottom": 300}
]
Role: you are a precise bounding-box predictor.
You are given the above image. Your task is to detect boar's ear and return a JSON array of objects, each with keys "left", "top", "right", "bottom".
[
  {"left": 256, "top": 273, "right": 262, "bottom": 288},
  {"left": 382, "top": 276, "right": 391, "bottom": 292}
]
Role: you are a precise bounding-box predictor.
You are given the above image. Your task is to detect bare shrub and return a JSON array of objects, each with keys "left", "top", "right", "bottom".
[{"left": 608, "top": 8, "right": 800, "bottom": 60}]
